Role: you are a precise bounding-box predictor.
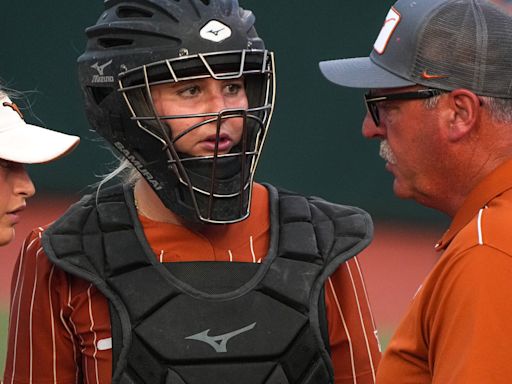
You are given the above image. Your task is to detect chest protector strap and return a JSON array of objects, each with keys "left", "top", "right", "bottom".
[{"left": 42, "top": 183, "right": 373, "bottom": 384}]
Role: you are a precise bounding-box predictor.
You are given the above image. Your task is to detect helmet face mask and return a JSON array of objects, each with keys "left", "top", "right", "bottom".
[
  {"left": 119, "top": 49, "right": 275, "bottom": 223},
  {"left": 78, "top": 0, "right": 275, "bottom": 224}
]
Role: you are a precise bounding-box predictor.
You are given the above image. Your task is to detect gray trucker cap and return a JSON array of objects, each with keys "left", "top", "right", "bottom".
[{"left": 319, "top": 0, "right": 512, "bottom": 98}]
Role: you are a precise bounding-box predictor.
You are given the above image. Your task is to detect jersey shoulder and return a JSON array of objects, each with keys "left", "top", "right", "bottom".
[
  {"left": 475, "top": 189, "right": 512, "bottom": 256},
  {"left": 448, "top": 188, "right": 512, "bottom": 258}
]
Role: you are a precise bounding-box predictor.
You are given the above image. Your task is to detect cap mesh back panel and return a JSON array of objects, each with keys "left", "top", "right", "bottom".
[{"left": 412, "top": 0, "right": 512, "bottom": 98}]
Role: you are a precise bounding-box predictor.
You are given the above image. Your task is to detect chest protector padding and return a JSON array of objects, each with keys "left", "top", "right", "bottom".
[{"left": 42, "top": 184, "right": 373, "bottom": 384}]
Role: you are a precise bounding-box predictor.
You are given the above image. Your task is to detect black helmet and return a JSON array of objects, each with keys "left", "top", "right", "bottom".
[{"left": 78, "top": 0, "right": 275, "bottom": 224}]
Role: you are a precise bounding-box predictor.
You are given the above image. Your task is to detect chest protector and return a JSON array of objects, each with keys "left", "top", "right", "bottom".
[{"left": 42, "top": 183, "right": 373, "bottom": 384}]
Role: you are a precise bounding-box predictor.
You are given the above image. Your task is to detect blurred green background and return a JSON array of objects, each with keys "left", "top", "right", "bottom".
[
  {"left": 1, "top": 0, "right": 449, "bottom": 223},
  {"left": 0, "top": 0, "right": 449, "bottom": 378}
]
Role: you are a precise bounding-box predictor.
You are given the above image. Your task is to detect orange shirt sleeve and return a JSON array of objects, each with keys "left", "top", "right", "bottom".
[
  {"left": 325, "top": 257, "right": 381, "bottom": 384},
  {"left": 3, "top": 229, "right": 112, "bottom": 384},
  {"left": 427, "top": 246, "right": 512, "bottom": 383},
  {"left": 378, "top": 246, "right": 512, "bottom": 383}
]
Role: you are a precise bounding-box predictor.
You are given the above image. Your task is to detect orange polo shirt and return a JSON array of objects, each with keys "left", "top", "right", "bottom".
[
  {"left": 377, "top": 159, "right": 512, "bottom": 383},
  {"left": 4, "top": 183, "right": 380, "bottom": 384}
]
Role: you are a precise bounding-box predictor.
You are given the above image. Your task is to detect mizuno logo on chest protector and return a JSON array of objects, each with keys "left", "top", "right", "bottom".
[{"left": 185, "top": 322, "right": 256, "bottom": 353}]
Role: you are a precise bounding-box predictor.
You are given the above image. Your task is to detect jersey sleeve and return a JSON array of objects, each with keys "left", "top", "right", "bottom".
[
  {"left": 325, "top": 256, "right": 381, "bottom": 384},
  {"left": 2, "top": 228, "right": 112, "bottom": 384},
  {"left": 426, "top": 246, "right": 512, "bottom": 383}
]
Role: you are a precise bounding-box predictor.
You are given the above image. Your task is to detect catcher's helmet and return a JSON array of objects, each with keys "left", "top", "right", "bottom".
[{"left": 78, "top": 0, "right": 275, "bottom": 224}]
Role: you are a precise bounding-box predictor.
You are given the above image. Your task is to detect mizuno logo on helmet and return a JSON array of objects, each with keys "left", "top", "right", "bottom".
[
  {"left": 185, "top": 322, "right": 256, "bottom": 353},
  {"left": 92, "top": 60, "right": 113, "bottom": 76},
  {"left": 200, "top": 20, "right": 232, "bottom": 43},
  {"left": 91, "top": 60, "right": 114, "bottom": 83},
  {"left": 208, "top": 27, "right": 225, "bottom": 36}
]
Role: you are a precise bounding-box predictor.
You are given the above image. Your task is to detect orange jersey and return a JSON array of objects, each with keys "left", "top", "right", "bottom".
[
  {"left": 377, "top": 160, "right": 512, "bottom": 383},
  {"left": 4, "top": 183, "right": 380, "bottom": 384}
]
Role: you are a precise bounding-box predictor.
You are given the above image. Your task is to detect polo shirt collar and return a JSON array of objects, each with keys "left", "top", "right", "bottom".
[{"left": 435, "top": 159, "right": 512, "bottom": 251}]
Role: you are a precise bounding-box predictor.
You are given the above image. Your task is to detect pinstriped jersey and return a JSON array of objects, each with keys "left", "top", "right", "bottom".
[
  {"left": 3, "top": 183, "right": 381, "bottom": 384},
  {"left": 377, "top": 160, "right": 512, "bottom": 383}
]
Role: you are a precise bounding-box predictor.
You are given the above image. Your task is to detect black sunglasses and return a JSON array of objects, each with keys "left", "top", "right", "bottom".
[{"left": 364, "top": 88, "right": 445, "bottom": 126}]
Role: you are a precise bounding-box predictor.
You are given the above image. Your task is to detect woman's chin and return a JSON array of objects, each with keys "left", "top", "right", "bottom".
[{"left": 0, "top": 226, "right": 15, "bottom": 246}]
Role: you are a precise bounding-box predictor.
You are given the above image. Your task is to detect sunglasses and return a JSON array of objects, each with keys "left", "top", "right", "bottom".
[{"left": 364, "top": 88, "right": 444, "bottom": 126}]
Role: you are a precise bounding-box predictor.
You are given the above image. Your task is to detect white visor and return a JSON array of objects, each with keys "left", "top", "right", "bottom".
[{"left": 0, "top": 95, "right": 79, "bottom": 164}]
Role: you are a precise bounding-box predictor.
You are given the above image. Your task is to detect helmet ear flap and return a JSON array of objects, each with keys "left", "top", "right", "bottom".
[
  {"left": 82, "top": 85, "right": 124, "bottom": 144},
  {"left": 89, "top": 86, "right": 114, "bottom": 107}
]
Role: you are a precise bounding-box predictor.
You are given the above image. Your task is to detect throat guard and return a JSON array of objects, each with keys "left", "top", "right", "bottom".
[{"left": 42, "top": 184, "right": 373, "bottom": 384}]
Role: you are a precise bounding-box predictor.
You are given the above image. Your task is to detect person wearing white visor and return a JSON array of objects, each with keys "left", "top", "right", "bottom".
[{"left": 0, "top": 89, "right": 79, "bottom": 246}]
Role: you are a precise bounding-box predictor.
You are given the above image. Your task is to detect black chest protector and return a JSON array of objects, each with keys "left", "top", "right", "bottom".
[{"left": 42, "top": 184, "right": 372, "bottom": 384}]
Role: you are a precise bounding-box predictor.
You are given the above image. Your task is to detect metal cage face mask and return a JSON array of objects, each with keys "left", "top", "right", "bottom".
[{"left": 118, "top": 49, "right": 275, "bottom": 224}]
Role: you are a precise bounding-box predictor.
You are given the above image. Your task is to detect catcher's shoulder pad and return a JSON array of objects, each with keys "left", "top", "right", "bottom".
[
  {"left": 41, "top": 184, "right": 128, "bottom": 278},
  {"left": 275, "top": 187, "right": 373, "bottom": 265}
]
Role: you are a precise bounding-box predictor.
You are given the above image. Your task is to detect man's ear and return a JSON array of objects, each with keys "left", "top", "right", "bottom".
[{"left": 445, "top": 89, "right": 481, "bottom": 142}]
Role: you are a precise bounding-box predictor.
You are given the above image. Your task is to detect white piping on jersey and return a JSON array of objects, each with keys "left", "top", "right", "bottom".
[
  {"left": 29, "top": 247, "right": 44, "bottom": 383},
  {"left": 26, "top": 235, "right": 40, "bottom": 251},
  {"left": 346, "top": 260, "right": 377, "bottom": 383},
  {"left": 477, "top": 206, "right": 488, "bottom": 245},
  {"left": 249, "top": 236, "right": 256, "bottom": 263},
  {"left": 60, "top": 309, "right": 79, "bottom": 384},
  {"left": 87, "top": 285, "right": 101, "bottom": 384},
  {"left": 158, "top": 236, "right": 259, "bottom": 263},
  {"left": 48, "top": 265, "right": 58, "bottom": 384},
  {"left": 8, "top": 235, "right": 29, "bottom": 384},
  {"left": 328, "top": 277, "right": 357, "bottom": 384},
  {"left": 67, "top": 285, "right": 90, "bottom": 384},
  {"left": 66, "top": 286, "right": 81, "bottom": 384},
  {"left": 353, "top": 257, "right": 381, "bottom": 353}
]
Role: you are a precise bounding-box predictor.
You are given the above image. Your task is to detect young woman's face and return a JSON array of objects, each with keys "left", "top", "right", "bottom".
[
  {"left": 151, "top": 77, "right": 248, "bottom": 157},
  {"left": 0, "top": 159, "right": 35, "bottom": 246}
]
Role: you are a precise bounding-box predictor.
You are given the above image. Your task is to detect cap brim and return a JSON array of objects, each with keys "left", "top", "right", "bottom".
[
  {"left": 319, "top": 57, "right": 415, "bottom": 89},
  {"left": 0, "top": 123, "right": 80, "bottom": 164}
]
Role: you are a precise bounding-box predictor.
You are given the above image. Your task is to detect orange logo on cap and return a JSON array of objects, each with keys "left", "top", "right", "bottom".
[
  {"left": 421, "top": 70, "right": 449, "bottom": 80},
  {"left": 3, "top": 102, "right": 24, "bottom": 120}
]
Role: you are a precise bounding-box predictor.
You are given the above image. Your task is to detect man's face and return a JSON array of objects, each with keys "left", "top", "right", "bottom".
[
  {"left": 151, "top": 77, "right": 248, "bottom": 157},
  {"left": 0, "top": 159, "right": 35, "bottom": 246},
  {"left": 362, "top": 86, "right": 447, "bottom": 206}
]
